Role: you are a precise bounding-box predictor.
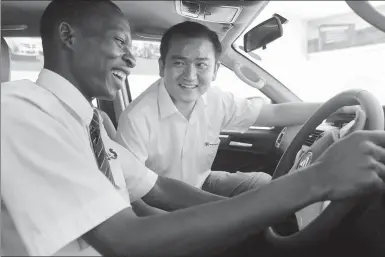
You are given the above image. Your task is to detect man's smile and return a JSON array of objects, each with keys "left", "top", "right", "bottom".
[
  {"left": 112, "top": 68, "right": 129, "bottom": 82},
  {"left": 179, "top": 83, "right": 198, "bottom": 90}
]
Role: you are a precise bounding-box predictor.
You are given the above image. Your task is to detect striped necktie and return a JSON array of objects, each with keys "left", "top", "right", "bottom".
[{"left": 89, "top": 109, "right": 116, "bottom": 186}]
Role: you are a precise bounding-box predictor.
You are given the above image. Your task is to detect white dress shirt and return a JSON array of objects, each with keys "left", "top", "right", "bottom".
[
  {"left": 1, "top": 69, "right": 158, "bottom": 256},
  {"left": 116, "top": 79, "right": 264, "bottom": 188}
]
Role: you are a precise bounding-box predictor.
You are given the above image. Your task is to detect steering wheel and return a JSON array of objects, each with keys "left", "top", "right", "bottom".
[
  {"left": 346, "top": 1, "right": 385, "bottom": 33},
  {"left": 264, "top": 89, "right": 384, "bottom": 248}
]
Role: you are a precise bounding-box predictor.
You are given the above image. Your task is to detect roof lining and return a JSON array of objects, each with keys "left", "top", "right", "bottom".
[{"left": 1, "top": 0, "right": 265, "bottom": 52}]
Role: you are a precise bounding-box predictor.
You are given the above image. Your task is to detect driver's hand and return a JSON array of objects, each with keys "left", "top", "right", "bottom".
[
  {"left": 334, "top": 105, "right": 362, "bottom": 116},
  {"left": 329, "top": 106, "right": 363, "bottom": 131},
  {"left": 314, "top": 130, "right": 385, "bottom": 201},
  {"left": 339, "top": 108, "right": 367, "bottom": 138}
]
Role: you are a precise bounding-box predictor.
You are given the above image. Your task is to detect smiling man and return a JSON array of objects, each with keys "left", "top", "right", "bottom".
[
  {"left": 2, "top": 1, "right": 385, "bottom": 257},
  {"left": 116, "top": 22, "right": 360, "bottom": 197},
  {"left": 1, "top": 1, "right": 225, "bottom": 255},
  {"left": 117, "top": 22, "right": 273, "bottom": 197}
]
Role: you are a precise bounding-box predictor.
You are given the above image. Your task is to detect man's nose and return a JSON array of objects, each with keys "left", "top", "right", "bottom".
[
  {"left": 184, "top": 64, "right": 197, "bottom": 80},
  {"left": 122, "top": 50, "right": 136, "bottom": 68}
]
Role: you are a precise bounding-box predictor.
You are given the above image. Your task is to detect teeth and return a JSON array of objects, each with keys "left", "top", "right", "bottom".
[
  {"left": 112, "top": 70, "right": 126, "bottom": 80},
  {"left": 179, "top": 84, "right": 197, "bottom": 89}
]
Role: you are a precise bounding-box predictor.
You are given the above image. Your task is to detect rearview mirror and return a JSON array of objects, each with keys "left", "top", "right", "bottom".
[{"left": 243, "top": 16, "right": 283, "bottom": 52}]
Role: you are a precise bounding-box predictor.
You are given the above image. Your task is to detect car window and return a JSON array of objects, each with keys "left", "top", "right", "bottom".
[
  {"left": 4, "top": 37, "right": 269, "bottom": 106},
  {"left": 128, "top": 41, "right": 270, "bottom": 102},
  {"left": 4, "top": 37, "right": 101, "bottom": 107},
  {"left": 4, "top": 37, "right": 43, "bottom": 82},
  {"left": 234, "top": 1, "right": 385, "bottom": 104},
  {"left": 4, "top": 37, "right": 160, "bottom": 107},
  {"left": 212, "top": 64, "right": 270, "bottom": 102},
  {"left": 129, "top": 40, "right": 160, "bottom": 100}
]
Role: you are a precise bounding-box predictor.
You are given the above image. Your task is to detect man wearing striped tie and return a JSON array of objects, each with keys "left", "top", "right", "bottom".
[{"left": 1, "top": 0, "right": 385, "bottom": 256}]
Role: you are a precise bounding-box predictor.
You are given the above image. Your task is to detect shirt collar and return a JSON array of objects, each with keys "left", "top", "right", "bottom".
[
  {"left": 36, "top": 68, "right": 94, "bottom": 125},
  {"left": 201, "top": 91, "right": 208, "bottom": 106},
  {"left": 157, "top": 78, "right": 179, "bottom": 119},
  {"left": 157, "top": 78, "right": 208, "bottom": 120}
]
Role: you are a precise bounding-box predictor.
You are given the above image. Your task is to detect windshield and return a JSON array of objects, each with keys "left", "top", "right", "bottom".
[{"left": 234, "top": 1, "right": 385, "bottom": 104}]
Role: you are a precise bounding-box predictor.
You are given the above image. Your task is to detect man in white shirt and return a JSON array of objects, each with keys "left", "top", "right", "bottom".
[
  {"left": 116, "top": 21, "right": 355, "bottom": 197},
  {"left": 0, "top": 1, "right": 223, "bottom": 255},
  {"left": 2, "top": 1, "right": 385, "bottom": 256}
]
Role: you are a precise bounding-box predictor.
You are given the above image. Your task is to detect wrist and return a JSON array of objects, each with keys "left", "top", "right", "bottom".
[{"left": 304, "top": 162, "right": 331, "bottom": 202}]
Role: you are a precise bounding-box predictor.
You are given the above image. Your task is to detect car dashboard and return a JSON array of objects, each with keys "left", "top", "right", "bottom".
[{"left": 275, "top": 105, "right": 385, "bottom": 153}]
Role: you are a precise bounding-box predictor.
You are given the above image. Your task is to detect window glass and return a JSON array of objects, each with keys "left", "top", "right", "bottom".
[
  {"left": 129, "top": 40, "right": 160, "bottom": 99},
  {"left": 4, "top": 38, "right": 269, "bottom": 104},
  {"left": 5, "top": 37, "right": 100, "bottom": 108},
  {"left": 212, "top": 64, "right": 270, "bottom": 102},
  {"left": 234, "top": 1, "right": 385, "bottom": 104},
  {"left": 4, "top": 37, "right": 43, "bottom": 82},
  {"left": 4, "top": 38, "right": 158, "bottom": 106},
  {"left": 128, "top": 41, "right": 270, "bottom": 102},
  {"left": 307, "top": 6, "right": 385, "bottom": 53}
]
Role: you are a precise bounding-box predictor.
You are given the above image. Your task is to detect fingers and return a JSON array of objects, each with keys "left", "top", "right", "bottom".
[
  {"left": 365, "top": 130, "right": 385, "bottom": 146},
  {"left": 366, "top": 142, "right": 385, "bottom": 182},
  {"left": 352, "top": 109, "right": 367, "bottom": 131},
  {"left": 376, "top": 161, "right": 385, "bottom": 181},
  {"left": 364, "top": 141, "right": 385, "bottom": 162},
  {"left": 341, "top": 109, "right": 367, "bottom": 137},
  {"left": 336, "top": 105, "right": 361, "bottom": 114},
  {"left": 367, "top": 149, "right": 385, "bottom": 191},
  {"left": 372, "top": 161, "right": 385, "bottom": 193},
  {"left": 374, "top": 143, "right": 385, "bottom": 163},
  {"left": 350, "top": 130, "right": 385, "bottom": 146}
]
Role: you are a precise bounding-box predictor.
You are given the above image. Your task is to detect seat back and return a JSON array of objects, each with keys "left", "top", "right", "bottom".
[
  {"left": 1, "top": 37, "right": 11, "bottom": 82},
  {"left": 100, "top": 110, "right": 117, "bottom": 140}
]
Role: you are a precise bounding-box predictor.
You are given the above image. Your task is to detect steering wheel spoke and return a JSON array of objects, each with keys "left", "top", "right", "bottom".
[
  {"left": 265, "top": 89, "right": 384, "bottom": 249},
  {"left": 288, "top": 132, "right": 337, "bottom": 230}
]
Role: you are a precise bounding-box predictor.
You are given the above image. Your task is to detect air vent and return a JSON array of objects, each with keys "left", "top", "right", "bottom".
[{"left": 304, "top": 130, "right": 324, "bottom": 147}]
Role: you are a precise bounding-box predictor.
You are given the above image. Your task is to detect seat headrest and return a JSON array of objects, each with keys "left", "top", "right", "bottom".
[{"left": 1, "top": 37, "right": 11, "bottom": 83}]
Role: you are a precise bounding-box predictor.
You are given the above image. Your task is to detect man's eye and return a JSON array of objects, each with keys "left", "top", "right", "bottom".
[
  {"left": 174, "top": 61, "right": 184, "bottom": 66},
  {"left": 114, "top": 37, "right": 125, "bottom": 45},
  {"left": 196, "top": 63, "right": 208, "bottom": 69}
]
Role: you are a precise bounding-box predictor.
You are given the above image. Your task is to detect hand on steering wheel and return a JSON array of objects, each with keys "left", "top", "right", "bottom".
[
  {"left": 265, "top": 89, "right": 385, "bottom": 249},
  {"left": 293, "top": 108, "right": 367, "bottom": 230}
]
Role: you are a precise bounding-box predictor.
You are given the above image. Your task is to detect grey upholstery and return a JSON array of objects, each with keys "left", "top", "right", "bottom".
[
  {"left": 1, "top": 37, "right": 11, "bottom": 83},
  {"left": 100, "top": 110, "right": 117, "bottom": 140}
]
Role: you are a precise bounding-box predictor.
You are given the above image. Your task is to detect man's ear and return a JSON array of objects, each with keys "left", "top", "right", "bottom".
[
  {"left": 58, "top": 22, "right": 76, "bottom": 49},
  {"left": 212, "top": 62, "right": 220, "bottom": 81},
  {"left": 158, "top": 58, "right": 165, "bottom": 77}
]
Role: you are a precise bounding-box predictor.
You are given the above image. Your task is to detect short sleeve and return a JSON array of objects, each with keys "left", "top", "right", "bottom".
[
  {"left": 119, "top": 145, "right": 159, "bottom": 202},
  {"left": 100, "top": 123, "right": 158, "bottom": 203},
  {"left": 1, "top": 98, "right": 130, "bottom": 256},
  {"left": 220, "top": 91, "right": 265, "bottom": 132},
  {"left": 116, "top": 110, "right": 150, "bottom": 164}
]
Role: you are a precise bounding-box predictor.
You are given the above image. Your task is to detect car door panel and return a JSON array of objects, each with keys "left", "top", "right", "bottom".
[{"left": 211, "top": 127, "right": 282, "bottom": 175}]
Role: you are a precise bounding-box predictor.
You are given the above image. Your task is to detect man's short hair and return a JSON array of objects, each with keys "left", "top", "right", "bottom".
[
  {"left": 160, "top": 21, "right": 222, "bottom": 63},
  {"left": 40, "top": 0, "right": 120, "bottom": 50}
]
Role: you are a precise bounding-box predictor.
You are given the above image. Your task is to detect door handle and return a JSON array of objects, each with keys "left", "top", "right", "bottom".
[{"left": 229, "top": 141, "right": 253, "bottom": 148}]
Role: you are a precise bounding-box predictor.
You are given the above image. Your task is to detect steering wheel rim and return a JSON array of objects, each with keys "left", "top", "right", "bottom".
[
  {"left": 265, "top": 89, "right": 384, "bottom": 249},
  {"left": 346, "top": 1, "right": 385, "bottom": 33}
]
